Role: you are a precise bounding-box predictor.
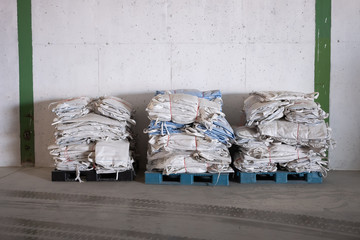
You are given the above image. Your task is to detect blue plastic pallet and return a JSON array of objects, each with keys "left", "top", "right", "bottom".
[
  {"left": 145, "top": 172, "right": 229, "bottom": 186},
  {"left": 234, "top": 171, "right": 322, "bottom": 184}
]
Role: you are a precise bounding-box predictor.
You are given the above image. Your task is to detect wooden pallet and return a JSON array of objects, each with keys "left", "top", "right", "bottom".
[{"left": 145, "top": 172, "right": 229, "bottom": 186}]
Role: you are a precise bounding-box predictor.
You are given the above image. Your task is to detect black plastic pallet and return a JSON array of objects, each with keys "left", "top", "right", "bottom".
[
  {"left": 232, "top": 170, "right": 323, "bottom": 184},
  {"left": 52, "top": 169, "right": 135, "bottom": 182}
]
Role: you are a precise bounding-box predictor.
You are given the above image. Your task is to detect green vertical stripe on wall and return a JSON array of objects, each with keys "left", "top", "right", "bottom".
[
  {"left": 17, "top": 0, "right": 35, "bottom": 166},
  {"left": 315, "top": 0, "right": 331, "bottom": 121}
]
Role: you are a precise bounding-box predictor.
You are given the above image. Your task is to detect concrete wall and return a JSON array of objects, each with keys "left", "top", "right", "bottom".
[
  {"left": 0, "top": 0, "right": 20, "bottom": 166},
  {"left": 32, "top": 0, "right": 315, "bottom": 168},
  {"left": 329, "top": 0, "right": 360, "bottom": 169}
]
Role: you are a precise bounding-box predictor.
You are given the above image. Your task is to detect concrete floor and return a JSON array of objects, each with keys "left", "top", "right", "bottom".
[{"left": 0, "top": 168, "right": 359, "bottom": 240}]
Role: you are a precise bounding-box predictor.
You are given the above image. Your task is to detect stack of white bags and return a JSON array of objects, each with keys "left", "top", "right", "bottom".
[
  {"left": 233, "top": 91, "right": 334, "bottom": 175},
  {"left": 145, "top": 89, "right": 235, "bottom": 175},
  {"left": 48, "top": 96, "right": 135, "bottom": 180}
]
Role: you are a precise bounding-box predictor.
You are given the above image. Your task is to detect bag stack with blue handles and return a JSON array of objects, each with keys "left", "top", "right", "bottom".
[{"left": 144, "top": 89, "right": 235, "bottom": 175}]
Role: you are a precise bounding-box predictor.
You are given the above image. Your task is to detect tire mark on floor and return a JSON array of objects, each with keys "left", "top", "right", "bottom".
[
  {"left": 0, "top": 217, "right": 201, "bottom": 240},
  {"left": 0, "top": 189, "right": 359, "bottom": 237}
]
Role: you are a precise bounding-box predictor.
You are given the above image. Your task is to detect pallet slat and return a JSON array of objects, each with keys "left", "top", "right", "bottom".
[
  {"left": 145, "top": 172, "right": 229, "bottom": 186},
  {"left": 52, "top": 170, "right": 135, "bottom": 182},
  {"left": 233, "top": 171, "right": 322, "bottom": 184}
]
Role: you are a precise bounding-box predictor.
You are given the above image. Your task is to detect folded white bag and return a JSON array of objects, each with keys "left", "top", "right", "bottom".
[
  {"left": 243, "top": 91, "right": 320, "bottom": 127},
  {"left": 51, "top": 97, "right": 91, "bottom": 122},
  {"left": 284, "top": 100, "right": 329, "bottom": 124},
  {"left": 146, "top": 93, "right": 223, "bottom": 127},
  {"left": 147, "top": 154, "right": 232, "bottom": 175},
  {"left": 95, "top": 140, "right": 132, "bottom": 171},
  {"left": 251, "top": 91, "right": 318, "bottom": 102},
  {"left": 258, "top": 119, "right": 331, "bottom": 148},
  {"left": 93, "top": 97, "right": 136, "bottom": 125},
  {"left": 244, "top": 95, "right": 289, "bottom": 127},
  {"left": 233, "top": 126, "right": 260, "bottom": 144}
]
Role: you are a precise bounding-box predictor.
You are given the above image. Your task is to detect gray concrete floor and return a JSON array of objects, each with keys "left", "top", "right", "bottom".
[{"left": 0, "top": 168, "right": 359, "bottom": 240}]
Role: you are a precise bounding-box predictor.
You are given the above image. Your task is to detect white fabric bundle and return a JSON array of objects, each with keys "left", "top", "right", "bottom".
[
  {"left": 51, "top": 97, "right": 91, "bottom": 123},
  {"left": 93, "top": 97, "right": 136, "bottom": 125},
  {"left": 49, "top": 143, "right": 94, "bottom": 161},
  {"left": 56, "top": 112, "right": 129, "bottom": 128},
  {"left": 280, "top": 156, "right": 327, "bottom": 173},
  {"left": 147, "top": 154, "right": 207, "bottom": 174},
  {"left": 233, "top": 91, "right": 332, "bottom": 174},
  {"left": 54, "top": 113, "right": 131, "bottom": 146},
  {"left": 148, "top": 152, "right": 231, "bottom": 167},
  {"left": 147, "top": 154, "right": 233, "bottom": 175},
  {"left": 156, "top": 89, "right": 223, "bottom": 102},
  {"left": 49, "top": 96, "right": 135, "bottom": 176},
  {"left": 233, "top": 126, "right": 260, "bottom": 144},
  {"left": 251, "top": 91, "right": 318, "bottom": 102},
  {"left": 148, "top": 134, "right": 231, "bottom": 162},
  {"left": 148, "top": 133, "right": 224, "bottom": 152},
  {"left": 239, "top": 143, "right": 314, "bottom": 163},
  {"left": 54, "top": 159, "right": 92, "bottom": 172},
  {"left": 146, "top": 149, "right": 228, "bottom": 164},
  {"left": 244, "top": 95, "right": 289, "bottom": 127},
  {"left": 258, "top": 119, "right": 332, "bottom": 148},
  {"left": 49, "top": 144, "right": 94, "bottom": 170},
  {"left": 192, "top": 150, "right": 231, "bottom": 164},
  {"left": 244, "top": 91, "right": 320, "bottom": 127},
  {"left": 284, "top": 100, "right": 329, "bottom": 124},
  {"left": 93, "top": 140, "right": 134, "bottom": 173},
  {"left": 233, "top": 143, "right": 323, "bottom": 173},
  {"left": 146, "top": 93, "right": 223, "bottom": 128},
  {"left": 233, "top": 150, "right": 277, "bottom": 173}
]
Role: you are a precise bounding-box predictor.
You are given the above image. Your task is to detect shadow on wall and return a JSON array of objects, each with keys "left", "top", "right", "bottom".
[
  {"left": 118, "top": 92, "right": 155, "bottom": 170},
  {"left": 34, "top": 99, "right": 59, "bottom": 168},
  {"left": 221, "top": 93, "right": 248, "bottom": 127},
  {"left": 34, "top": 92, "right": 251, "bottom": 169}
]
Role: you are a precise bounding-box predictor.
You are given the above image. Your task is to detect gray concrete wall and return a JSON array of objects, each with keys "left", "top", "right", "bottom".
[
  {"left": 31, "top": 0, "right": 315, "bottom": 168},
  {"left": 0, "top": 0, "right": 20, "bottom": 166},
  {"left": 330, "top": 0, "right": 360, "bottom": 169}
]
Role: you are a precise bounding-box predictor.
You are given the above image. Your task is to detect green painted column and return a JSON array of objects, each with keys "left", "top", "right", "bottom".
[
  {"left": 315, "top": 0, "right": 331, "bottom": 121},
  {"left": 17, "top": 0, "right": 35, "bottom": 166}
]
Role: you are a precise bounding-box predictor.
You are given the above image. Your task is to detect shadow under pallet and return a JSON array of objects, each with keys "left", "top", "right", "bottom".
[
  {"left": 145, "top": 172, "right": 229, "bottom": 186},
  {"left": 232, "top": 171, "right": 323, "bottom": 184},
  {"left": 52, "top": 169, "right": 135, "bottom": 182}
]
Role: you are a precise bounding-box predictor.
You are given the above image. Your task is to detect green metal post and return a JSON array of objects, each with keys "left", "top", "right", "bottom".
[
  {"left": 17, "top": 0, "right": 35, "bottom": 166},
  {"left": 315, "top": 0, "right": 331, "bottom": 121}
]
